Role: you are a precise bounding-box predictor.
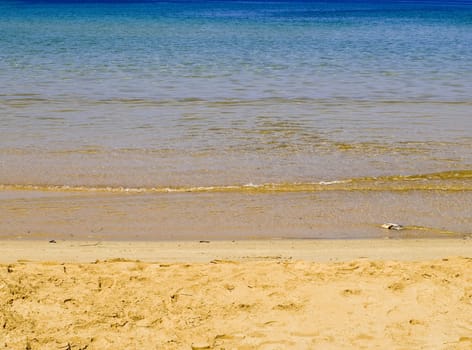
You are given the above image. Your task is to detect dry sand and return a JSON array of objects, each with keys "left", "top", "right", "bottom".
[{"left": 1, "top": 239, "right": 472, "bottom": 349}]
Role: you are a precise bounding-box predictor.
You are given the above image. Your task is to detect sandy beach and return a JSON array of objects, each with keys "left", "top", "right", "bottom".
[{"left": 1, "top": 239, "right": 472, "bottom": 349}]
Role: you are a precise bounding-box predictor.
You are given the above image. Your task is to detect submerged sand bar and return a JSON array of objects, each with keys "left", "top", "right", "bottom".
[{"left": 1, "top": 239, "right": 472, "bottom": 349}]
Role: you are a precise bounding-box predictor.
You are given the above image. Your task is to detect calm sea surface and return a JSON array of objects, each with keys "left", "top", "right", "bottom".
[{"left": 0, "top": 0, "right": 471, "bottom": 239}]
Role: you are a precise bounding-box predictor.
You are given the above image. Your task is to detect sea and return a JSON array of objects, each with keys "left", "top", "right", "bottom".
[{"left": 0, "top": 0, "right": 471, "bottom": 240}]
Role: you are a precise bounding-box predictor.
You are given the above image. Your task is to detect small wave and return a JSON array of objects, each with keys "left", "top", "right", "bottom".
[
  {"left": 318, "top": 180, "right": 350, "bottom": 185},
  {"left": 0, "top": 170, "right": 471, "bottom": 194}
]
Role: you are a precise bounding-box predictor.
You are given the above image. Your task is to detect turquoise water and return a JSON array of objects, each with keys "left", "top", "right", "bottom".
[{"left": 0, "top": 1, "right": 471, "bottom": 239}]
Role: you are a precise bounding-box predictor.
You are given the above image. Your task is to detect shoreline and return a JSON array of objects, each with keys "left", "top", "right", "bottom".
[{"left": 1, "top": 238, "right": 471, "bottom": 263}]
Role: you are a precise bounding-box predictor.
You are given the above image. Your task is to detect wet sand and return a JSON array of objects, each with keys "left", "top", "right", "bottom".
[
  {"left": 1, "top": 239, "right": 472, "bottom": 349},
  {"left": 2, "top": 189, "right": 472, "bottom": 241}
]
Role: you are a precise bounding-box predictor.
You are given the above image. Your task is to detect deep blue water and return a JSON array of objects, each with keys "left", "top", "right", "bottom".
[{"left": 1, "top": 0, "right": 472, "bottom": 101}]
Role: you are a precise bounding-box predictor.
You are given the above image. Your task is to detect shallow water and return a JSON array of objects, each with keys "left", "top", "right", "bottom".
[{"left": 1, "top": 0, "right": 471, "bottom": 239}]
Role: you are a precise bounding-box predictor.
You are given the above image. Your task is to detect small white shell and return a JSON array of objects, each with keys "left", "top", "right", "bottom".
[{"left": 381, "top": 223, "right": 404, "bottom": 230}]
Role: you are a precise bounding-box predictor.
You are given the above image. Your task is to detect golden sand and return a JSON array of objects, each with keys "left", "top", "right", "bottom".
[{"left": 1, "top": 240, "right": 471, "bottom": 349}]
